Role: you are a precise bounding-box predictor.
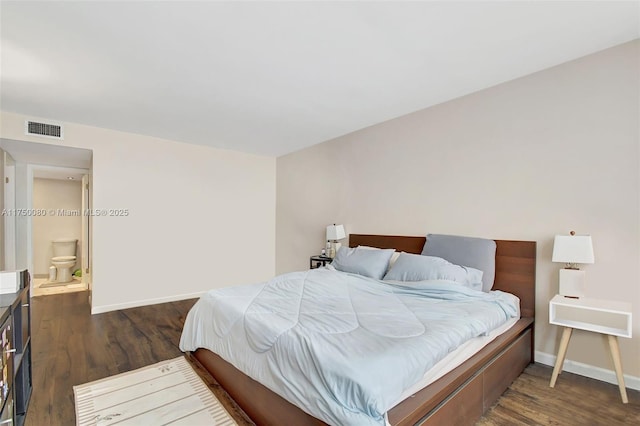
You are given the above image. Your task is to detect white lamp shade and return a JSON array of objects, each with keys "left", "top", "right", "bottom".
[
  {"left": 552, "top": 235, "right": 594, "bottom": 264},
  {"left": 326, "top": 224, "right": 346, "bottom": 241}
]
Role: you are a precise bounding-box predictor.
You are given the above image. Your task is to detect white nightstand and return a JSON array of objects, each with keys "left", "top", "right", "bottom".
[{"left": 549, "top": 294, "right": 632, "bottom": 403}]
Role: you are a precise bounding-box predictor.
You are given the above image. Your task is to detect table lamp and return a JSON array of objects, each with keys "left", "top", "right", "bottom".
[
  {"left": 552, "top": 231, "right": 594, "bottom": 298},
  {"left": 326, "top": 224, "right": 346, "bottom": 258}
]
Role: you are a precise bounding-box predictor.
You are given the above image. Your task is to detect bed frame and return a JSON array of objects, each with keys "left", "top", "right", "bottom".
[{"left": 188, "top": 234, "right": 536, "bottom": 425}]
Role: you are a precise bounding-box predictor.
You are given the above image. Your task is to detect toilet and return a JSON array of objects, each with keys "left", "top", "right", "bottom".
[{"left": 51, "top": 239, "right": 78, "bottom": 283}]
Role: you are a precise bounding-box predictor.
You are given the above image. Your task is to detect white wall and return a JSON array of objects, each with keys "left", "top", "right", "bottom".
[
  {"left": 0, "top": 147, "right": 4, "bottom": 270},
  {"left": 276, "top": 41, "right": 640, "bottom": 380},
  {"left": 32, "top": 178, "right": 82, "bottom": 276},
  {"left": 0, "top": 112, "right": 276, "bottom": 313},
  {"left": 14, "top": 162, "right": 28, "bottom": 271}
]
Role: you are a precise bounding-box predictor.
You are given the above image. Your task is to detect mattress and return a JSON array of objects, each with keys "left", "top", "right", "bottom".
[{"left": 180, "top": 267, "right": 520, "bottom": 426}]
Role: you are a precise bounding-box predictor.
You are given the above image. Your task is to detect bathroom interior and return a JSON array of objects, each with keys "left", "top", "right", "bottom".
[
  {"left": 32, "top": 171, "right": 87, "bottom": 297},
  {"left": 0, "top": 139, "right": 93, "bottom": 298}
]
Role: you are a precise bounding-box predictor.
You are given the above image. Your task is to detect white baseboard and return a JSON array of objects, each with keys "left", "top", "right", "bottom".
[
  {"left": 535, "top": 351, "right": 640, "bottom": 391},
  {"left": 91, "top": 291, "right": 206, "bottom": 315}
]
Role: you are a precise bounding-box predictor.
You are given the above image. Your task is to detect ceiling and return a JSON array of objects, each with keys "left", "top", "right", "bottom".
[
  {"left": 1, "top": 1, "right": 638, "bottom": 157},
  {"left": 32, "top": 167, "right": 87, "bottom": 182}
]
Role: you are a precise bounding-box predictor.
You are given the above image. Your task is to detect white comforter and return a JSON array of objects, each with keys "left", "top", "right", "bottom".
[{"left": 180, "top": 267, "right": 519, "bottom": 426}]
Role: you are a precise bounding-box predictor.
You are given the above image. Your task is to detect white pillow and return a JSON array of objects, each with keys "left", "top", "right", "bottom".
[
  {"left": 332, "top": 246, "right": 395, "bottom": 280},
  {"left": 383, "top": 252, "right": 484, "bottom": 290},
  {"left": 357, "top": 246, "right": 401, "bottom": 269}
]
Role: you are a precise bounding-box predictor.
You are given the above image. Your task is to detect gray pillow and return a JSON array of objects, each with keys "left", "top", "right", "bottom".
[
  {"left": 332, "top": 246, "right": 395, "bottom": 280},
  {"left": 383, "top": 253, "right": 483, "bottom": 290},
  {"left": 421, "top": 234, "right": 496, "bottom": 292}
]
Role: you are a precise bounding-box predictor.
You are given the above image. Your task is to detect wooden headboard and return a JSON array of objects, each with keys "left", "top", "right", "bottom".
[{"left": 349, "top": 234, "right": 536, "bottom": 318}]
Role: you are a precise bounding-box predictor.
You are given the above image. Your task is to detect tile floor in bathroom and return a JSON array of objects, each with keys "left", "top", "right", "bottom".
[{"left": 32, "top": 277, "right": 88, "bottom": 297}]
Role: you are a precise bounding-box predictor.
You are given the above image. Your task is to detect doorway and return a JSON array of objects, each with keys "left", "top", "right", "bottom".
[
  {"left": 0, "top": 138, "right": 93, "bottom": 298},
  {"left": 29, "top": 165, "right": 90, "bottom": 296}
]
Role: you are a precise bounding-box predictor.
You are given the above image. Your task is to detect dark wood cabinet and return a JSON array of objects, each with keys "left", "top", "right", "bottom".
[{"left": 0, "top": 271, "right": 31, "bottom": 426}]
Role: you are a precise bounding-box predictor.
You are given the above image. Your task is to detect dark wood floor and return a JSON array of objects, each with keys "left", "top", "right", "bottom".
[
  {"left": 26, "top": 291, "right": 197, "bottom": 426},
  {"left": 25, "top": 291, "right": 639, "bottom": 426},
  {"left": 478, "top": 363, "right": 639, "bottom": 425}
]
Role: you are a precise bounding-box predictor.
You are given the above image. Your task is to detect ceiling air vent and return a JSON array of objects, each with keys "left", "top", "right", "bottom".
[{"left": 24, "top": 120, "right": 64, "bottom": 140}]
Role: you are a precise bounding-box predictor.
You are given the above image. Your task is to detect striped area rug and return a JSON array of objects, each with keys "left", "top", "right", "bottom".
[{"left": 74, "top": 356, "right": 238, "bottom": 426}]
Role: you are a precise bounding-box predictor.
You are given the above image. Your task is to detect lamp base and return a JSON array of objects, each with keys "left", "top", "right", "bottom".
[
  {"left": 328, "top": 241, "right": 342, "bottom": 258},
  {"left": 559, "top": 269, "right": 586, "bottom": 298}
]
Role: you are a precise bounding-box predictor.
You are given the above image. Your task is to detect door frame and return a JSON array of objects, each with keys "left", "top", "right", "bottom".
[
  {"left": 4, "top": 152, "right": 16, "bottom": 270},
  {"left": 81, "top": 173, "right": 92, "bottom": 294},
  {"left": 26, "top": 164, "right": 91, "bottom": 289}
]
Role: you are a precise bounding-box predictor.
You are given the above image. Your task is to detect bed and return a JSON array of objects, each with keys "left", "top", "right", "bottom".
[{"left": 181, "top": 234, "right": 536, "bottom": 425}]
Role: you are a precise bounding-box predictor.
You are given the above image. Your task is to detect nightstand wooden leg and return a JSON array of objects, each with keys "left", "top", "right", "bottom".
[
  {"left": 550, "top": 327, "right": 573, "bottom": 388},
  {"left": 607, "top": 335, "right": 628, "bottom": 403}
]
